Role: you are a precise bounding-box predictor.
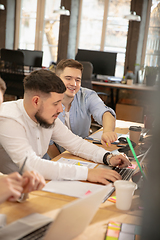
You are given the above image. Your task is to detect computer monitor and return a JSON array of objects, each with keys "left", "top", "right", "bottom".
[
  {"left": 75, "top": 49, "right": 117, "bottom": 77},
  {"left": 18, "top": 49, "right": 43, "bottom": 69}
]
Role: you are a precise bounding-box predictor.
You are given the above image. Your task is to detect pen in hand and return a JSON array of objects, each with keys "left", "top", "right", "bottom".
[
  {"left": 17, "top": 156, "right": 28, "bottom": 202},
  {"left": 19, "top": 156, "right": 28, "bottom": 175}
]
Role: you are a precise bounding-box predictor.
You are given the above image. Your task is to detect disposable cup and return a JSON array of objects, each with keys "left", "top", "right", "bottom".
[
  {"left": 129, "top": 126, "right": 142, "bottom": 145},
  {"left": 114, "top": 180, "right": 137, "bottom": 211}
]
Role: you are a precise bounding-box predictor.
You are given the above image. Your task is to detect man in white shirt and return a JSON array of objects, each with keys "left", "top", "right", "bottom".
[
  {"left": 0, "top": 69, "right": 131, "bottom": 184},
  {"left": 0, "top": 77, "right": 45, "bottom": 204}
]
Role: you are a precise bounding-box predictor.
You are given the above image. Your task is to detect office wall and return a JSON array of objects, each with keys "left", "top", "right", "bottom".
[
  {"left": 0, "top": 0, "right": 15, "bottom": 49},
  {"left": 0, "top": 0, "right": 7, "bottom": 49}
]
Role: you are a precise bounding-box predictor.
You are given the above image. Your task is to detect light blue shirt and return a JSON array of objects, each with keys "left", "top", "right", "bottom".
[{"left": 58, "top": 87, "right": 116, "bottom": 138}]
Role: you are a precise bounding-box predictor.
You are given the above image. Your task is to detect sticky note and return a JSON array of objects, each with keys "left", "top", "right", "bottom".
[
  {"left": 85, "top": 190, "right": 92, "bottom": 195},
  {"left": 108, "top": 196, "right": 116, "bottom": 203},
  {"left": 118, "top": 232, "right": 135, "bottom": 240},
  {"left": 127, "top": 164, "right": 136, "bottom": 169},
  {"left": 105, "top": 236, "right": 118, "bottom": 240},
  {"left": 107, "top": 229, "right": 120, "bottom": 238},
  {"left": 108, "top": 221, "right": 121, "bottom": 229},
  {"left": 121, "top": 223, "right": 135, "bottom": 234}
]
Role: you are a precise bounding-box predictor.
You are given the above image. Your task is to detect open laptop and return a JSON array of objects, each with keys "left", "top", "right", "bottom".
[
  {"left": 98, "top": 146, "right": 151, "bottom": 202},
  {"left": 0, "top": 184, "right": 113, "bottom": 240}
]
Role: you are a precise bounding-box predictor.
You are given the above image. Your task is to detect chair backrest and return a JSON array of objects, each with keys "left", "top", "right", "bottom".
[
  {"left": 79, "top": 61, "right": 93, "bottom": 89},
  {"left": 18, "top": 49, "right": 43, "bottom": 70}
]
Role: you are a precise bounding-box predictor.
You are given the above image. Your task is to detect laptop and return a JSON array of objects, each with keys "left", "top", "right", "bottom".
[
  {"left": 98, "top": 147, "right": 151, "bottom": 202},
  {"left": 0, "top": 184, "right": 113, "bottom": 240}
]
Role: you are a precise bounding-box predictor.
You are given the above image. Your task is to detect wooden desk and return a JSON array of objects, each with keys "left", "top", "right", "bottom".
[
  {"left": 0, "top": 192, "right": 142, "bottom": 240},
  {"left": 92, "top": 80, "right": 156, "bottom": 110},
  {"left": 0, "top": 120, "right": 144, "bottom": 239}
]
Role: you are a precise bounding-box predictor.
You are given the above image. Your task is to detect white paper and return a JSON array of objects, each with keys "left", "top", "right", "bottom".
[
  {"left": 57, "top": 157, "right": 97, "bottom": 169},
  {"left": 42, "top": 180, "right": 106, "bottom": 198},
  {"left": 89, "top": 131, "right": 102, "bottom": 141},
  {"left": 89, "top": 130, "right": 129, "bottom": 142},
  {"left": 116, "top": 120, "right": 144, "bottom": 128}
]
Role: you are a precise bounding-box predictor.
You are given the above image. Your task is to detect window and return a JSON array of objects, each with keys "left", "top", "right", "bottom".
[
  {"left": 42, "top": 0, "right": 61, "bottom": 65},
  {"left": 104, "top": 0, "right": 131, "bottom": 77},
  {"left": 145, "top": 0, "right": 160, "bottom": 67},
  {"left": 79, "top": 0, "right": 105, "bottom": 50},
  {"left": 19, "top": 0, "right": 38, "bottom": 50},
  {"left": 16, "top": 0, "right": 61, "bottom": 67},
  {"left": 78, "top": 0, "right": 131, "bottom": 77}
]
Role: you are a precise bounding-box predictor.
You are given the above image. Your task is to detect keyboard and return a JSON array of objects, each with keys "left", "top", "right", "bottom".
[
  {"left": 112, "top": 167, "right": 135, "bottom": 180},
  {"left": 102, "top": 167, "right": 135, "bottom": 203},
  {"left": 20, "top": 222, "right": 51, "bottom": 240}
]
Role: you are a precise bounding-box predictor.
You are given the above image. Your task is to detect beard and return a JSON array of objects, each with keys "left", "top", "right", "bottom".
[{"left": 35, "top": 111, "right": 55, "bottom": 128}]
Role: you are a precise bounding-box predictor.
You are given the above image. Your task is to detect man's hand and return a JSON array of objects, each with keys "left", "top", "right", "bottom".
[
  {"left": 0, "top": 172, "right": 23, "bottom": 203},
  {"left": 22, "top": 171, "right": 46, "bottom": 193},
  {"left": 109, "top": 153, "right": 132, "bottom": 168},
  {"left": 87, "top": 168, "right": 122, "bottom": 185},
  {"left": 101, "top": 131, "right": 117, "bottom": 147}
]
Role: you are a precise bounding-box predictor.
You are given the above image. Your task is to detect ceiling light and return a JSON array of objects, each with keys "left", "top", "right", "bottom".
[
  {"left": 0, "top": 4, "right": 5, "bottom": 10},
  {"left": 124, "top": 11, "right": 141, "bottom": 22},
  {"left": 53, "top": 6, "right": 70, "bottom": 16}
]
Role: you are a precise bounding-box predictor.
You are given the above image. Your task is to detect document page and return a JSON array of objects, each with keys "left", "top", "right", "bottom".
[{"left": 42, "top": 180, "right": 106, "bottom": 198}]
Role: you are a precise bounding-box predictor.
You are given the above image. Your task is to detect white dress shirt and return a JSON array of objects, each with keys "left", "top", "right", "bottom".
[{"left": 0, "top": 99, "right": 108, "bottom": 180}]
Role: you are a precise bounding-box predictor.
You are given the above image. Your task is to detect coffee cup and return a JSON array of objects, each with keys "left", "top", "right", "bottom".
[
  {"left": 114, "top": 180, "right": 137, "bottom": 211},
  {"left": 129, "top": 126, "right": 142, "bottom": 145}
]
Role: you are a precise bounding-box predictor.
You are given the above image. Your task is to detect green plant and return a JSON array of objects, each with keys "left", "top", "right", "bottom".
[
  {"left": 145, "top": 66, "right": 160, "bottom": 75},
  {"left": 136, "top": 64, "right": 160, "bottom": 75}
]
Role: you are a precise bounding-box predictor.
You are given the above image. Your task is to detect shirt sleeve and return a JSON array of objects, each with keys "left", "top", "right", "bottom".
[
  {"left": 51, "top": 119, "right": 108, "bottom": 162},
  {"left": 0, "top": 118, "right": 88, "bottom": 181},
  {"left": 86, "top": 90, "right": 116, "bottom": 125}
]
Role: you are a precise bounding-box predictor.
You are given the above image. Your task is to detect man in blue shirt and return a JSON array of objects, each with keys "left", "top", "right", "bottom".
[{"left": 48, "top": 59, "right": 117, "bottom": 157}]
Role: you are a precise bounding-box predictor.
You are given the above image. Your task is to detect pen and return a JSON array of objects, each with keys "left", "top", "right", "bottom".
[
  {"left": 19, "top": 157, "right": 28, "bottom": 175},
  {"left": 92, "top": 141, "right": 102, "bottom": 144},
  {"left": 92, "top": 141, "right": 118, "bottom": 145}
]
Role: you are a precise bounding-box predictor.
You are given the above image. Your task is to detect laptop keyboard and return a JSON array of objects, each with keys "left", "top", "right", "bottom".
[
  {"left": 102, "top": 167, "right": 135, "bottom": 203},
  {"left": 112, "top": 167, "right": 135, "bottom": 180},
  {"left": 19, "top": 222, "right": 51, "bottom": 240}
]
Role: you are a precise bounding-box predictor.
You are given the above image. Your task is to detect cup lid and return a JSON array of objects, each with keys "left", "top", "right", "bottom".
[
  {"left": 114, "top": 180, "right": 137, "bottom": 190},
  {"left": 129, "top": 126, "right": 142, "bottom": 132}
]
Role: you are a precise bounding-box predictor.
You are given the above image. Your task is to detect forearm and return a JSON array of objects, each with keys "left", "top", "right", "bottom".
[
  {"left": 52, "top": 119, "right": 108, "bottom": 164},
  {"left": 102, "top": 112, "right": 116, "bottom": 133}
]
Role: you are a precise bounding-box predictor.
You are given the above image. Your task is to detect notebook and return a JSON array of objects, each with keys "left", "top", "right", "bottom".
[{"left": 0, "top": 184, "right": 113, "bottom": 240}]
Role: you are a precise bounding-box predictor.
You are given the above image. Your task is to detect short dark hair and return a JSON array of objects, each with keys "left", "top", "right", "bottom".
[
  {"left": 0, "top": 77, "right": 6, "bottom": 94},
  {"left": 56, "top": 59, "right": 83, "bottom": 76},
  {"left": 23, "top": 69, "right": 66, "bottom": 94}
]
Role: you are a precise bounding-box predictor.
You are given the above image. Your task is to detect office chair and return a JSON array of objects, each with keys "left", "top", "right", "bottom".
[
  {"left": 79, "top": 61, "right": 93, "bottom": 89},
  {"left": 79, "top": 61, "right": 110, "bottom": 131},
  {"left": 0, "top": 48, "right": 25, "bottom": 98},
  {"left": 18, "top": 49, "right": 43, "bottom": 72}
]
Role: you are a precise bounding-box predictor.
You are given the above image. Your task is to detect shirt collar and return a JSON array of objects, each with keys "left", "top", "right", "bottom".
[{"left": 20, "top": 99, "right": 39, "bottom": 128}]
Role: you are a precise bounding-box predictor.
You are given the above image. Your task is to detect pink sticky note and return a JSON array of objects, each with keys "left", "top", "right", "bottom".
[
  {"left": 85, "top": 190, "right": 92, "bottom": 195},
  {"left": 127, "top": 164, "right": 136, "bottom": 169}
]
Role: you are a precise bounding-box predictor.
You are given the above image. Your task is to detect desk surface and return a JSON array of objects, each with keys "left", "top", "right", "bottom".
[
  {"left": 92, "top": 80, "right": 156, "bottom": 91},
  {"left": 0, "top": 120, "right": 144, "bottom": 240}
]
